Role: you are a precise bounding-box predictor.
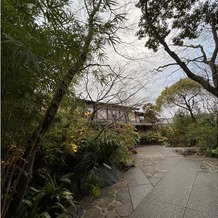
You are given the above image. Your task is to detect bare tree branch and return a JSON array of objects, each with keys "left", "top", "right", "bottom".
[{"left": 211, "top": 14, "right": 218, "bottom": 63}]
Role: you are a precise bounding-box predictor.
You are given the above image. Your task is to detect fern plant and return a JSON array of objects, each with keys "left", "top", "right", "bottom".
[{"left": 15, "top": 172, "right": 75, "bottom": 218}]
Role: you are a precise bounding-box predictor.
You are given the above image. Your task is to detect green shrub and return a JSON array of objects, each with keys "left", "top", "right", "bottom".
[
  {"left": 186, "top": 114, "right": 217, "bottom": 157},
  {"left": 113, "top": 123, "right": 140, "bottom": 148},
  {"left": 211, "top": 147, "right": 218, "bottom": 157},
  {"left": 158, "top": 112, "right": 218, "bottom": 157},
  {"left": 15, "top": 172, "right": 75, "bottom": 218},
  {"left": 66, "top": 131, "right": 131, "bottom": 196},
  {"left": 143, "top": 130, "right": 159, "bottom": 143},
  {"left": 142, "top": 130, "right": 168, "bottom": 145},
  {"left": 38, "top": 120, "right": 139, "bottom": 198}
]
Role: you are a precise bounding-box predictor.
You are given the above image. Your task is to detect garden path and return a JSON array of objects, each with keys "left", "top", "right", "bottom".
[{"left": 68, "top": 145, "right": 218, "bottom": 218}]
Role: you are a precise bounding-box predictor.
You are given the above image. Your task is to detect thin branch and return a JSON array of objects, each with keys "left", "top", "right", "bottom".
[
  {"left": 154, "top": 63, "right": 180, "bottom": 72},
  {"left": 210, "top": 14, "right": 218, "bottom": 63},
  {"left": 181, "top": 44, "right": 207, "bottom": 63},
  {"left": 144, "top": 0, "right": 217, "bottom": 96},
  {"left": 183, "top": 56, "right": 205, "bottom": 64},
  {"left": 171, "top": 99, "right": 189, "bottom": 111}
]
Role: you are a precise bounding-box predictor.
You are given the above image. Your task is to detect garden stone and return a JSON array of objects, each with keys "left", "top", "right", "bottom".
[
  {"left": 116, "top": 202, "right": 133, "bottom": 216},
  {"left": 105, "top": 210, "right": 120, "bottom": 218},
  {"left": 82, "top": 207, "right": 103, "bottom": 218},
  {"left": 116, "top": 187, "right": 131, "bottom": 204},
  {"left": 99, "top": 196, "right": 115, "bottom": 208}
]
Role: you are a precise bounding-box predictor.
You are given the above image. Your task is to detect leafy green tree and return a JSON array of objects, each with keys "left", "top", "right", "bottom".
[
  {"left": 186, "top": 113, "right": 218, "bottom": 156},
  {"left": 155, "top": 78, "right": 201, "bottom": 122},
  {"left": 172, "top": 112, "right": 195, "bottom": 146},
  {"left": 142, "top": 103, "right": 159, "bottom": 126},
  {"left": 2, "top": 0, "right": 83, "bottom": 153},
  {"left": 136, "top": 0, "right": 218, "bottom": 97},
  {"left": 2, "top": 0, "right": 125, "bottom": 215},
  {"left": 2, "top": 0, "right": 84, "bottom": 214}
]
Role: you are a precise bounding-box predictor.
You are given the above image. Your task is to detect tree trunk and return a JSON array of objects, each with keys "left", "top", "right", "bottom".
[
  {"left": 9, "top": 1, "right": 100, "bottom": 211},
  {"left": 11, "top": 69, "right": 77, "bottom": 211},
  {"left": 188, "top": 108, "right": 197, "bottom": 123},
  {"left": 183, "top": 96, "right": 197, "bottom": 123},
  {"left": 161, "top": 40, "right": 217, "bottom": 97},
  {"left": 144, "top": 2, "right": 218, "bottom": 97}
]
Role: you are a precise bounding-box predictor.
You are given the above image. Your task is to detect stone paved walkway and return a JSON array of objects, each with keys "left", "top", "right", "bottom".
[{"left": 68, "top": 145, "right": 218, "bottom": 218}]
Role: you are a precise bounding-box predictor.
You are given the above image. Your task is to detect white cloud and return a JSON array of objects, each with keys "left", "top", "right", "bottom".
[{"left": 74, "top": 0, "right": 213, "bottom": 115}]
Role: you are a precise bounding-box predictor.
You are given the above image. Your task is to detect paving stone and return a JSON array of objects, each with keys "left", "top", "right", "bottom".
[
  {"left": 129, "top": 184, "right": 153, "bottom": 209},
  {"left": 152, "top": 172, "right": 166, "bottom": 178},
  {"left": 125, "top": 168, "right": 150, "bottom": 187},
  {"left": 187, "top": 172, "right": 218, "bottom": 215},
  {"left": 147, "top": 159, "right": 201, "bottom": 207},
  {"left": 143, "top": 161, "right": 153, "bottom": 166},
  {"left": 157, "top": 169, "right": 168, "bottom": 173},
  {"left": 100, "top": 187, "right": 111, "bottom": 197},
  {"left": 116, "top": 202, "right": 133, "bottom": 216},
  {"left": 108, "top": 189, "right": 117, "bottom": 195},
  {"left": 199, "top": 160, "right": 218, "bottom": 173},
  {"left": 155, "top": 156, "right": 184, "bottom": 172},
  {"left": 111, "top": 179, "right": 127, "bottom": 189},
  {"left": 70, "top": 146, "right": 218, "bottom": 218},
  {"left": 184, "top": 208, "right": 217, "bottom": 218},
  {"left": 82, "top": 206, "right": 103, "bottom": 218},
  {"left": 102, "top": 207, "right": 107, "bottom": 214},
  {"left": 129, "top": 197, "right": 185, "bottom": 218},
  {"left": 110, "top": 200, "right": 121, "bottom": 207},
  {"left": 149, "top": 177, "right": 161, "bottom": 187},
  {"left": 107, "top": 204, "right": 115, "bottom": 211},
  {"left": 99, "top": 196, "right": 115, "bottom": 208},
  {"left": 105, "top": 210, "right": 120, "bottom": 218},
  {"left": 116, "top": 187, "right": 131, "bottom": 204},
  {"left": 93, "top": 200, "right": 101, "bottom": 206},
  {"left": 142, "top": 171, "right": 153, "bottom": 179},
  {"left": 141, "top": 166, "right": 159, "bottom": 174}
]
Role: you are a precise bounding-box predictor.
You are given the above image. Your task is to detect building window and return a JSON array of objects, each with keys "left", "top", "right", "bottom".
[{"left": 139, "top": 116, "right": 145, "bottom": 121}]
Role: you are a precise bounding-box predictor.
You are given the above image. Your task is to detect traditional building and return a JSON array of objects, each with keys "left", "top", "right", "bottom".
[{"left": 83, "top": 100, "right": 153, "bottom": 136}]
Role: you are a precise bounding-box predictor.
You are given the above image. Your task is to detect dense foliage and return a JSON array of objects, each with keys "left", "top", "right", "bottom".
[
  {"left": 2, "top": 0, "right": 83, "bottom": 153},
  {"left": 158, "top": 112, "right": 218, "bottom": 157},
  {"left": 1, "top": 0, "right": 129, "bottom": 217},
  {"left": 14, "top": 172, "right": 75, "bottom": 218},
  {"left": 136, "top": 0, "right": 218, "bottom": 97},
  {"left": 2, "top": 0, "right": 217, "bottom": 217},
  {"left": 12, "top": 113, "right": 139, "bottom": 217},
  {"left": 155, "top": 78, "right": 201, "bottom": 122},
  {"left": 39, "top": 115, "right": 139, "bottom": 191},
  {"left": 154, "top": 78, "right": 217, "bottom": 156}
]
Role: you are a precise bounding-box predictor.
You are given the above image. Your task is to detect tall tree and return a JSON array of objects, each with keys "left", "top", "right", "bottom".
[
  {"left": 2, "top": 0, "right": 83, "bottom": 152},
  {"left": 155, "top": 78, "right": 201, "bottom": 122},
  {"left": 136, "top": 0, "right": 218, "bottom": 97},
  {"left": 2, "top": 0, "right": 125, "bottom": 215}
]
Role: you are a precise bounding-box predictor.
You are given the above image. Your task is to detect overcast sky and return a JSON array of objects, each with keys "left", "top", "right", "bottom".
[
  {"left": 73, "top": 0, "right": 214, "bottom": 116},
  {"left": 101, "top": 1, "right": 186, "bottom": 103}
]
